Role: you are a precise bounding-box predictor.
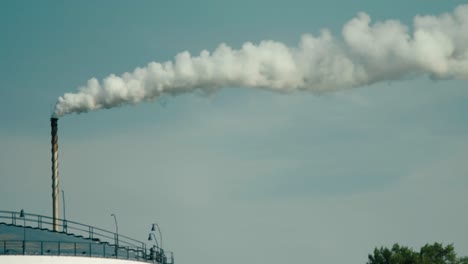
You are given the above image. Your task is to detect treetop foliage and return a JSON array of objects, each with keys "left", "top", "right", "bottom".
[{"left": 367, "top": 243, "right": 468, "bottom": 264}]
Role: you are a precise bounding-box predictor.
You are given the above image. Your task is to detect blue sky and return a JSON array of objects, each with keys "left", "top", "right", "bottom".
[{"left": 1, "top": 1, "right": 468, "bottom": 263}]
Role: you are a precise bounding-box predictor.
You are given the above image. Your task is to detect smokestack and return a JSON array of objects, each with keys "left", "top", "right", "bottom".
[{"left": 50, "top": 117, "right": 59, "bottom": 232}]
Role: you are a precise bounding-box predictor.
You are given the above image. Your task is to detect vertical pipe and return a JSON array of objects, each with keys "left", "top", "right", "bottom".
[
  {"left": 62, "top": 190, "right": 67, "bottom": 232},
  {"left": 50, "top": 117, "right": 59, "bottom": 231}
]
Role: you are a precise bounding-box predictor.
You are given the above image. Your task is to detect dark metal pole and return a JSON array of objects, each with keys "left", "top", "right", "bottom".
[
  {"left": 62, "top": 190, "right": 67, "bottom": 232},
  {"left": 111, "top": 214, "right": 119, "bottom": 258},
  {"left": 23, "top": 217, "right": 25, "bottom": 254},
  {"left": 152, "top": 223, "right": 163, "bottom": 250},
  {"left": 62, "top": 190, "right": 66, "bottom": 221},
  {"left": 20, "top": 209, "right": 25, "bottom": 254},
  {"left": 148, "top": 233, "right": 159, "bottom": 262}
]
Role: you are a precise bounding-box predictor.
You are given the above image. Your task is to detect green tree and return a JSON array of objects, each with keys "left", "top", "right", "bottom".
[
  {"left": 457, "top": 257, "right": 468, "bottom": 264},
  {"left": 367, "top": 243, "right": 467, "bottom": 264},
  {"left": 368, "top": 244, "right": 418, "bottom": 264},
  {"left": 419, "top": 243, "right": 456, "bottom": 264}
]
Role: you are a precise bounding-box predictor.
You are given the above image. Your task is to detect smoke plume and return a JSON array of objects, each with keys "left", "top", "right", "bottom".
[{"left": 54, "top": 5, "right": 468, "bottom": 117}]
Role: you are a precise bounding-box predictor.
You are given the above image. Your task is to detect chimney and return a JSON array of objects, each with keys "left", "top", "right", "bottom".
[{"left": 50, "top": 117, "right": 59, "bottom": 231}]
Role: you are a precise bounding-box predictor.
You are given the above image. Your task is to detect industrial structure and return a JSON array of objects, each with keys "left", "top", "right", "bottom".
[
  {"left": 0, "top": 118, "right": 173, "bottom": 263},
  {"left": 50, "top": 117, "right": 59, "bottom": 232}
]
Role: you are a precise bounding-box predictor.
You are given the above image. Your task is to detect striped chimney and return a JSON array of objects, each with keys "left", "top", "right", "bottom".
[{"left": 50, "top": 117, "right": 59, "bottom": 231}]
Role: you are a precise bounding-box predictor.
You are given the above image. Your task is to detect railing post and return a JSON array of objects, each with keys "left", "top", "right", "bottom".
[
  {"left": 58, "top": 241, "right": 60, "bottom": 256},
  {"left": 63, "top": 220, "right": 67, "bottom": 233},
  {"left": 89, "top": 243, "right": 91, "bottom": 257},
  {"left": 41, "top": 241, "right": 43, "bottom": 255},
  {"left": 103, "top": 243, "right": 106, "bottom": 257},
  {"left": 74, "top": 242, "right": 76, "bottom": 256},
  {"left": 114, "top": 233, "right": 118, "bottom": 258},
  {"left": 89, "top": 226, "right": 93, "bottom": 239}
]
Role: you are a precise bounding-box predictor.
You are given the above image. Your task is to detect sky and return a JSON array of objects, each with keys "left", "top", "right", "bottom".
[{"left": 1, "top": 1, "right": 468, "bottom": 263}]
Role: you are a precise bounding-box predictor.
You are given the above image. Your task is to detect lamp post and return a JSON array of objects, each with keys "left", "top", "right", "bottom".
[
  {"left": 111, "top": 214, "right": 119, "bottom": 258},
  {"left": 19, "top": 209, "right": 25, "bottom": 254},
  {"left": 148, "top": 233, "right": 159, "bottom": 248},
  {"left": 148, "top": 233, "right": 160, "bottom": 262},
  {"left": 151, "top": 223, "right": 163, "bottom": 250}
]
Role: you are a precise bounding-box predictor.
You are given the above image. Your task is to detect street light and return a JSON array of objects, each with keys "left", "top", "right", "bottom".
[
  {"left": 111, "top": 214, "right": 119, "bottom": 258},
  {"left": 151, "top": 223, "right": 163, "bottom": 250},
  {"left": 148, "top": 233, "right": 160, "bottom": 248},
  {"left": 19, "top": 209, "right": 25, "bottom": 254},
  {"left": 148, "top": 233, "right": 161, "bottom": 263}
]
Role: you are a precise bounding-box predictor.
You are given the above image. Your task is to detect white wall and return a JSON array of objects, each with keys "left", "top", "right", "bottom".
[{"left": 0, "top": 256, "right": 151, "bottom": 264}]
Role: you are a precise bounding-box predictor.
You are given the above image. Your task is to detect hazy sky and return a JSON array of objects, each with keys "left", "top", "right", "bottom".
[{"left": 1, "top": 1, "right": 468, "bottom": 264}]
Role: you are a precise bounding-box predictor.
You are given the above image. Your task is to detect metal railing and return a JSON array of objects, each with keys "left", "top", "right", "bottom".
[
  {"left": 0, "top": 240, "right": 146, "bottom": 260},
  {"left": 0, "top": 210, "right": 174, "bottom": 264}
]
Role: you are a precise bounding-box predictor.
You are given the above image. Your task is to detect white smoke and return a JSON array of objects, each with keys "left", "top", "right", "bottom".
[{"left": 53, "top": 5, "right": 468, "bottom": 117}]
